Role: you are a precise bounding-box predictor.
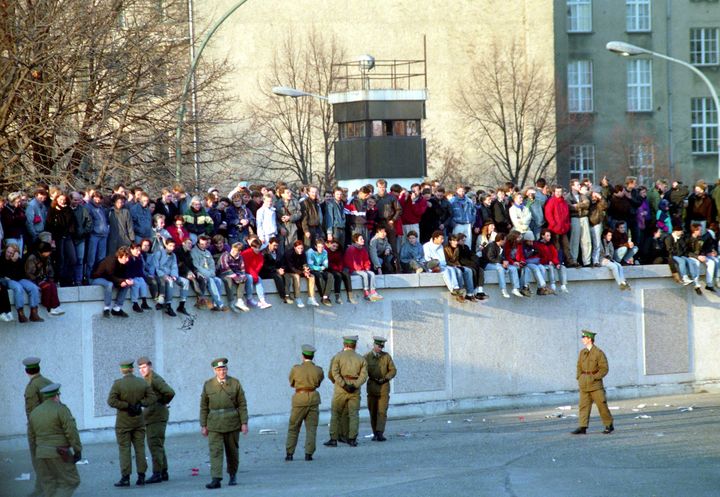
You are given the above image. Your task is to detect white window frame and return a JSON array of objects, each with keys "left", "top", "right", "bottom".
[
  {"left": 627, "top": 59, "right": 653, "bottom": 112},
  {"left": 690, "top": 28, "right": 720, "bottom": 66},
  {"left": 626, "top": 0, "right": 651, "bottom": 33},
  {"left": 628, "top": 143, "right": 655, "bottom": 185},
  {"left": 567, "top": 60, "right": 593, "bottom": 113},
  {"left": 691, "top": 97, "right": 719, "bottom": 154},
  {"left": 567, "top": 0, "right": 592, "bottom": 33},
  {"left": 569, "top": 145, "right": 596, "bottom": 182}
]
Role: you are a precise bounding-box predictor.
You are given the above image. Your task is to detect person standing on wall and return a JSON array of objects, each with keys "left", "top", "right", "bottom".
[
  {"left": 365, "top": 336, "right": 397, "bottom": 442},
  {"left": 572, "top": 330, "right": 614, "bottom": 435}
]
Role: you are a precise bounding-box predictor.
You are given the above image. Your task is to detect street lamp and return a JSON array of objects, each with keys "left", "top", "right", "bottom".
[
  {"left": 606, "top": 41, "right": 720, "bottom": 179},
  {"left": 272, "top": 86, "right": 328, "bottom": 100}
]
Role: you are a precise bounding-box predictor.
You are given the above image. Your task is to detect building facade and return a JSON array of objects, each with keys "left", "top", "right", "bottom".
[{"left": 555, "top": 0, "right": 720, "bottom": 187}]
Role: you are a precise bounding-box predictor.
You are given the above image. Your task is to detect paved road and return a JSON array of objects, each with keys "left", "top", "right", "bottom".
[{"left": 2, "top": 391, "right": 719, "bottom": 497}]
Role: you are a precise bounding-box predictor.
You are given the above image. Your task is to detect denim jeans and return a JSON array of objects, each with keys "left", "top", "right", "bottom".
[
  {"left": 73, "top": 239, "right": 86, "bottom": 284},
  {"left": 545, "top": 264, "right": 567, "bottom": 288},
  {"left": 614, "top": 245, "right": 639, "bottom": 264},
  {"left": 86, "top": 235, "right": 107, "bottom": 281},
  {"left": 485, "top": 263, "right": 520, "bottom": 290},
  {"left": 448, "top": 266, "right": 473, "bottom": 292},
  {"left": 590, "top": 224, "right": 603, "bottom": 265},
  {"left": 672, "top": 256, "right": 691, "bottom": 278},
  {"left": 352, "top": 270, "right": 375, "bottom": 291},
  {"left": 685, "top": 258, "right": 702, "bottom": 282},
  {"left": 5, "top": 278, "right": 40, "bottom": 308},
  {"left": 130, "top": 277, "right": 149, "bottom": 302},
  {"left": 601, "top": 259, "right": 625, "bottom": 285},
  {"left": 91, "top": 278, "right": 129, "bottom": 308},
  {"left": 521, "top": 263, "right": 547, "bottom": 288},
  {"left": 158, "top": 276, "right": 189, "bottom": 302},
  {"left": 245, "top": 277, "right": 266, "bottom": 301}
]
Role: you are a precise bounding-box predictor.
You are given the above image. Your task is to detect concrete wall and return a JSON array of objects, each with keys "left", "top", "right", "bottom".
[{"left": 1, "top": 266, "right": 719, "bottom": 447}]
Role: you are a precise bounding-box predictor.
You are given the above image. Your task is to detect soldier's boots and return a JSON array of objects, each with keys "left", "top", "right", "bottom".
[
  {"left": 338, "top": 436, "right": 349, "bottom": 444},
  {"left": 161, "top": 470, "right": 169, "bottom": 481},
  {"left": 375, "top": 431, "right": 386, "bottom": 442},
  {"left": 603, "top": 424, "right": 614, "bottom": 434},
  {"left": 165, "top": 303, "right": 177, "bottom": 317},
  {"left": 136, "top": 473, "right": 145, "bottom": 486},
  {"left": 305, "top": 453, "right": 313, "bottom": 461},
  {"left": 347, "top": 438, "right": 358, "bottom": 447},
  {"left": 114, "top": 475, "right": 130, "bottom": 487},
  {"left": 571, "top": 427, "right": 587, "bottom": 435},
  {"left": 323, "top": 439, "right": 337, "bottom": 447},
  {"left": 145, "top": 472, "right": 163, "bottom": 484},
  {"left": 228, "top": 474, "right": 237, "bottom": 486},
  {"left": 205, "top": 477, "right": 222, "bottom": 489},
  {"left": 285, "top": 454, "right": 293, "bottom": 461}
]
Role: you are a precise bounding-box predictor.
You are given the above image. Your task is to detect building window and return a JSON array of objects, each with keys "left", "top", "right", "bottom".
[
  {"left": 569, "top": 145, "right": 595, "bottom": 182},
  {"left": 626, "top": 0, "right": 651, "bottom": 32},
  {"left": 627, "top": 59, "right": 652, "bottom": 112},
  {"left": 567, "top": 0, "right": 592, "bottom": 33},
  {"left": 339, "top": 121, "right": 366, "bottom": 140},
  {"left": 628, "top": 143, "right": 655, "bottom": 185},
  {"left": 568, "top": 60, "right": 593, "bottom": 113},
  {"left": 690, "top": 28, "right": 719, "bottom": 66},
  {"left": 691, "top": 97, "right": 718, "bottom": 154}
]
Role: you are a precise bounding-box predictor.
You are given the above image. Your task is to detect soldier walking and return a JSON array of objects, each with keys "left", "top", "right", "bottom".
[
  {"left": 28, "top": 383, "right": 82, "bottom": 497},
  {"left": 107, "top": 359, "right": 156, "bottom": 487},
  {"left": 572, "top": 330, "right": 615, "bottom": 435},
  {"left": 23, "top": 356, "right": 53, "bottom": 497},
  {"left": 137, "top": 356, "right": 175, "bottom": 484},
  {"left": 199, "top": 358, "right": 248, "bottom": 489},
  {"left": 324, "top": 335, "right": 368, "bottom": 447},
  {"left": 285, "top": 345, "right": 324, "bottom": 462},
  {"left": 365, "top": 336, "right": 397, "bottom": 441}
]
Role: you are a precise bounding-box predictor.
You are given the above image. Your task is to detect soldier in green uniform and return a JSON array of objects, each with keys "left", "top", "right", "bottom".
[
  {"left": 365, "top": 336, "right": 397, "bottom": 442},
  {"left": 199, "top": 357, "right": 249, "bottom": 489},
  {"left": 137, "top": 356, "right": 175, "bottom": 484},
  {"left": 28, "top": 383, "right": 82, "bottom": 497},
  {"left": 23, "top": 356, "right": 53, "bottom": 497},
  {"left": 324, "top": 335, "right": 368, "bottom": 447},
  {"left": 327, "top": 353, "right": 349, "bottom": 443},
  {"left": 285, "top": 344, "right": 324, "bottom": 462},
  {"left": 572, "top": 330, "right": 615, "bottom": 435},
  {"left": 107, "top": 359, "right": 156, "bottom": 487}
]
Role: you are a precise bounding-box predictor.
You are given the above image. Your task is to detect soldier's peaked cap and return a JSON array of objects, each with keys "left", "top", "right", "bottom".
[
  {"left": 581, "top": 330, "right": 596, "bottom": 339},
  {"left": 343, "top": 335, "right": 358, "bottom": 344},
  {"left": 40, "top": 383, "right": 61, "bottom": 397},
  {"left": 373, "top": 336, "right": 387, "bottom": 344},
  {"left": 301, "top": 344, "right": 316, "bottom": 356},
  {"left": 22, "top": 357, "right": 41, "bottom": 368},
  {"left": 212, "top": 358, "right": 228, "bottom": 368},
  {"left": 119, "top": 359, "right": 134, "bottom": 369}
]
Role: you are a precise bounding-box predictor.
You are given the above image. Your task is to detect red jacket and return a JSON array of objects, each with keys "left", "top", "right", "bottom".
[
  {"left": 167, "top": 226, "right": 190, "bottom": 246},
  {"left": 326, "top": 245, "right": 345, "bottom": 272},
  {"left": 544, "top": 196, "right": 570, "bottom": 234},
  {"left": 504, "top": 241, "right": 526, "bottom": 264},
  {"left": 343, "top": 244, "right": 371, "bottom": 272},
  {"left": 534, "top": 241, "right": 559, "bottom": 265},
  {"left": 241, "top": 247, "right": 264, "bottom": 283},
  {"left": 400, "top": 193, "right": 428, "bottom": 225}
]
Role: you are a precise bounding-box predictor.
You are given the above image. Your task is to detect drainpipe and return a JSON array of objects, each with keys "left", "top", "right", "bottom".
[{"left": 665, "top": 0, "right": 675, "bottom": 178}]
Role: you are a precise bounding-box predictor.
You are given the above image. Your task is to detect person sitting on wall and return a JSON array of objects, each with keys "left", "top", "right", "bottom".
[{"left": 90, "top": 246, "right": 133, "bottom": 318}]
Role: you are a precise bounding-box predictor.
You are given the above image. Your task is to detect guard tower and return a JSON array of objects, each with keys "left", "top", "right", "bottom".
[{"left": 330, "top": 54, "right": 427, "bottom": 191}]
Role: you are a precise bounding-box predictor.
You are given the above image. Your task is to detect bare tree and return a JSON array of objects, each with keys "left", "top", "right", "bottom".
[
  {"left": 455, "top": 40, "right": 586, "bottom": 188},
  {"left": 605, "top": 117, "right": 672, "bottom": 186},
  {"left": 244, "top": 29, "right": 345, "bottom": 190},
  {"left": 0, "top": 0, "right": 243, "bottom": 192}
]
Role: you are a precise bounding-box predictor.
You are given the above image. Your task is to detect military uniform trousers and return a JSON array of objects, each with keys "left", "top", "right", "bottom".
[
  {"left": 578, "top": 388, "right": 613, "bottom": 428},
  {"left": 367, "top": 391, "right": 390, "bottom": 433},
  {"left": 28, "top": 432, "right": 43, "bottom": 497},
  {"left": 208, "top": 430, "right": 239, "bottom": 479},
  {"left": 36, "top": 455, "right": 80, "bottom": 497},
  {"left": 330, "top": 391, "right": 360, "bottom": 440},
  {"left": 146, "top": 421, "right": 168, "bottom": 473},
  {"left": 285, "top": 404, "right": 319, "bottom": 455},
  {"left": 116, "top": 425, "right": 148, "bottom": 476}
]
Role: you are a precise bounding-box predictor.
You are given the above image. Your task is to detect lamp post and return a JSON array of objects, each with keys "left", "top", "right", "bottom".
[
  {"left": 606, "top": 41, "right": 720, "bottom": 179},
  {"left": 175, "top": 0, "right": 251, "bottom": 189},
  {"left": 271, "top": 86, "right": 328, "bottom": 100}
]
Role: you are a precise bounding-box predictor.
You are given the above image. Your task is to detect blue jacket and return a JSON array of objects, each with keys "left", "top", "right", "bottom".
[
  {"left": 153, "top": 250, "right": 179, "bottom": 278},
  {"left": 306, "top": 248, "right": 329, "bottom": 271},
  {"left": 25, "top": 198, "right": 47, "bottom": 240},
  {"left": 450, "top": 196, "right": 475, "bottom": 225},
  {"left": 324, "top": 199, "right": 346, "bottom": 235},
  {"left": 130, "top": 203, "right": 153, "bottom": 240},
  {"left": 86, "top": 202, "right": 109, "bottom": 237},
  {"left": 399, "top": 241, "right": 424, "bottom": 264}
]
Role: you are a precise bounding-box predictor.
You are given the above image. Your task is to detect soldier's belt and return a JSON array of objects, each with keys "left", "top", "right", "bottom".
[
  {"left": 581, "top": 370, "right": 599, "bottom": 375},
  {"left": 210, "top": 408, "right": 237, "bottom": 414},
  {"left": 344, "top": 376, "right": 358, "bottom": 380},
  {"left": 295, "top": 388, "right": 316, "bottom": 393}
]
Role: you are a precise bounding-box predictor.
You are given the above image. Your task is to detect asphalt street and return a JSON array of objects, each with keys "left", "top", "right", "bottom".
[{"left": 2, "top": 391, "right": 719, "bottom": 497}]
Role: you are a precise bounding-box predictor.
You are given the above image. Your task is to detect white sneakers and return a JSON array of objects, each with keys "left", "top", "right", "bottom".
[
  {"left": 560, "top": 285, "right": 569, "bottom": 293},
  {"left": 234, "top": 299, "right": 250, "bottom": 312},
  {"left": 258, "top": 300, "right": 272, "bottom": 310},
  {"left": 0, "top": 312, "right": 13, "bottom": 322},
  {"left": 49, "top": 307, "right": 65, "bottom": 316},
  {"left": 511, "top": 289, "right": 524, "bottom": 298},
  {"left": 501, "top": 289, "right": 510, "bottom": 298},
  {"left": 681, "top": 275, "right": 693, "bottom": 286},
  {"left": 307, "top": 298, "right": 320, "bottom": 307},
  {"left": 296, "top": 299, "right": 305, "bottom": 308}
]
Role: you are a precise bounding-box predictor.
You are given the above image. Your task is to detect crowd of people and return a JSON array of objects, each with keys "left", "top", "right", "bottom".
[{"left": 0, "top": 175, "right": 718, "bottom": 320}]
